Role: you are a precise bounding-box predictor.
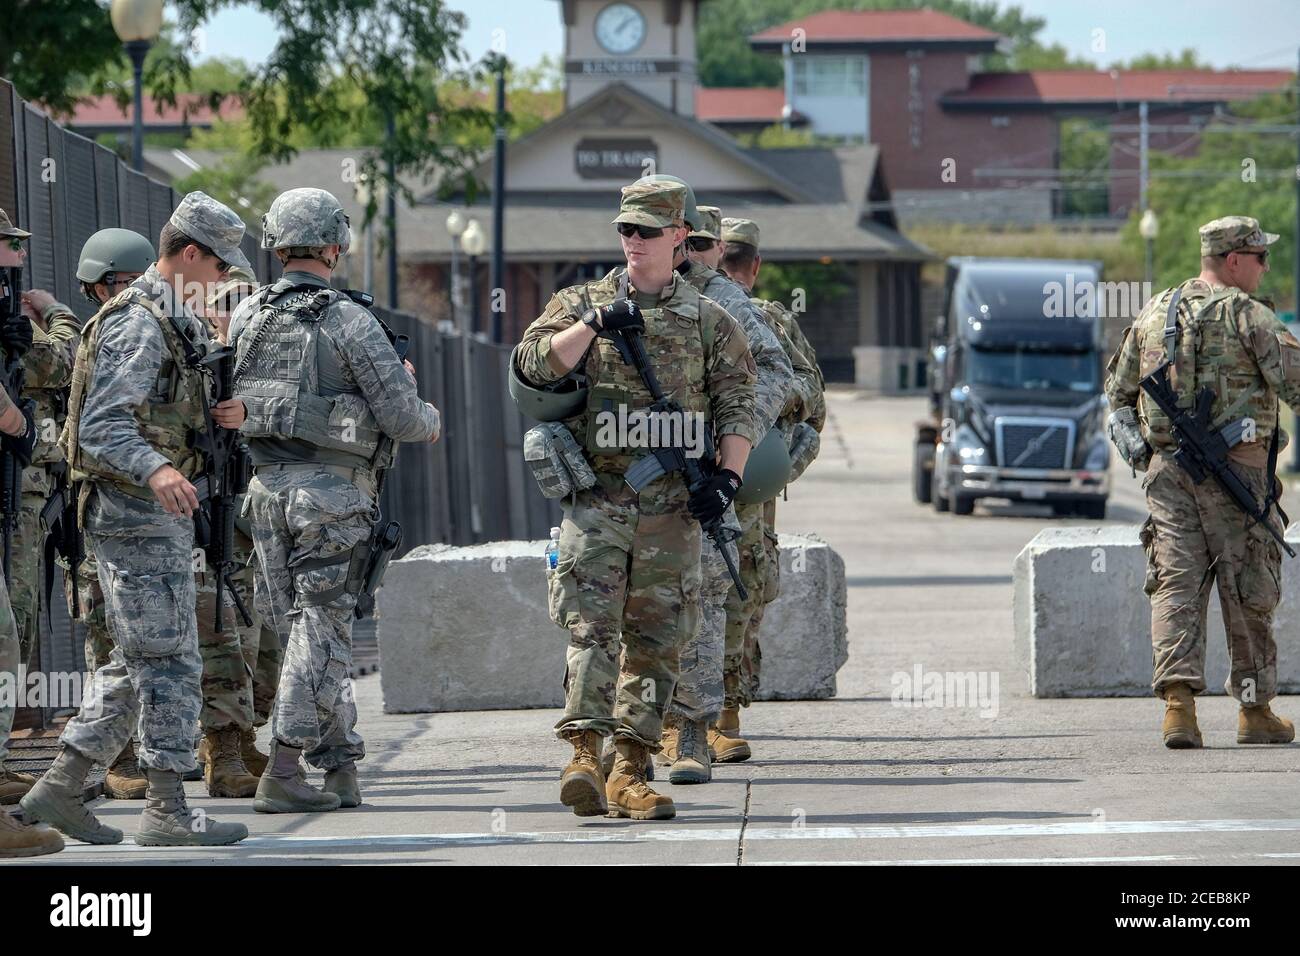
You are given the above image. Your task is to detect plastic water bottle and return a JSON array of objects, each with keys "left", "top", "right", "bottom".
[{"left": 544, "top": 527, "right": 561, "bottom": 574}]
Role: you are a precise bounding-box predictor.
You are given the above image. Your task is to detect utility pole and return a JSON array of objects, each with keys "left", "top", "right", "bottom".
[
  {"left": 489, "top": 53, "right": 508, "bottom": 344},
  {"left": 386, "top": 110, "right": 398, "bottom": 310},
  {"left": 1138, "top": 100, "right": 1150, "bottom": 214}
]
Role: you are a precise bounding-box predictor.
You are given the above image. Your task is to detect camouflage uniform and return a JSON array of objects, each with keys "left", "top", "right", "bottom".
[
  {"left": 516, "top": 187, "right": 759, "bottom": 749},
  {"left": 1105, "top": 216, "right": 1299, "bottom": 704},
  {"left": 669, "top": 253, "right": 790, "bottom": 724},
  {"left": 56, "top": 193, "right": 253, "bottom": 776},
  {"left": 230, "top": 250, "right": 438, "bottom": 770},
  {"left": 9, "top": 302, "right": 80, "bottom": 668}
]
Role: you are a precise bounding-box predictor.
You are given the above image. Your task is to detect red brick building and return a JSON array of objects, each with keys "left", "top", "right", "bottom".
[{"left": 697, "top": 8, "right": 1291, "bottom": 223}]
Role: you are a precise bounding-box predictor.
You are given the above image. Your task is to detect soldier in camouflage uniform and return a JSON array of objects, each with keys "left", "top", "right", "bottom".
[
  {"left": 65, "top": 227, "right": 158, "bottom": 800},
  {"left": 516, "top": 181, "right": 758, "bottom": 819},
  {"left": 193, "top": 267, "right": 277, "bottom": 796},
  {"left": 21, "top": 192, "right": 251, "bottom": 847},
  {"left": 718, "top": 218, "right": 826, "bottom": 739},
  {"left": 229, "top": 188, "right": 439, "bottom": 815},
  {"left": 1106, "top": 215, "right": 1298, "bottom": 749},
  {"left": 0, "top": 208, "right": 65, "bottom": 857},
  {"left": 656, "top": 198, "right": 792, "bottom": 781}
]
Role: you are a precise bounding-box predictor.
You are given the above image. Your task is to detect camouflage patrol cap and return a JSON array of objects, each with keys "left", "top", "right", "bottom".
[
  {"left": 612, "top": 181, "right": 686, "bottom": 229},
  {"left": 722, "top": 217, "right": 760, "bottom": 249},
  {"left": 262, "top": 187, "right": 352, "bottom": 252},
  {"left": 1200, "top": 216, "right": 1280, "bottom": 256},
  {"left": 205, "top": 265, "right": 258, "bottom": 312},
  {"left": 690, "top": 206, "right": 722, "bottom": 241},
  {"left": 169, "top": 191, "right": 251, "bottom": 271},
  {"left": 0, "top": 208, "right": 30, "bottom": 240}
]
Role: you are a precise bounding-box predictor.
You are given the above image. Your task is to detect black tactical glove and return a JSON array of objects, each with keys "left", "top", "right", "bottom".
[
  {"left": 688, "top": 468, "right": 741, "bottom": 527},
  {"left": 2, "top": 399, "right": 37, "bottom": 467},
  {"left": 1, "top": 313, "right": 32, "bottom": 359},
  {"left": 587, "top": 298, "right": 644, "bottom": 335}
]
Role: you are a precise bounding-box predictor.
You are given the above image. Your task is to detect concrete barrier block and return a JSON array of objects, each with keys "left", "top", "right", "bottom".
[
  {"left": 1013, "top": 525, "right": 1300, "bottom": 697},
  {"left": 378, "top": 535, "right": 847, "bottom": 713}
]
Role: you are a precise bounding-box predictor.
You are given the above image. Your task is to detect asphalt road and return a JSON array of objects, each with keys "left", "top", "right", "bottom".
[{"left": 9, "top": 390, "right": 1300, "bottom": 866}]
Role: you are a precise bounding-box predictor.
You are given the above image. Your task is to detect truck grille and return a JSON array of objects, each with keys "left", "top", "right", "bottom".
[{"left": 994, "top": 418, "right": 1074, "bottom": 469}]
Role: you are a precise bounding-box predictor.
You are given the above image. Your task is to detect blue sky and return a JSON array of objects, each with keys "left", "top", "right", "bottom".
[{"left": 193, "top": 0, "right": 1300, "bottom": 71}]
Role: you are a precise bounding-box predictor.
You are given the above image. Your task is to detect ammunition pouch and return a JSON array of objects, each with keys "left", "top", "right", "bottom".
[
  {"left": 293, "top": 517, "right": 403, "bottom": 619},
  {"left": 1107, "top": 406, "right": 1152, "bottom": 473},
  {"left": 787, "top": 422, "right": 821, "bottom": 483},
  {"left": 524, "top": 422, "right": 596, "bottom": 500}
]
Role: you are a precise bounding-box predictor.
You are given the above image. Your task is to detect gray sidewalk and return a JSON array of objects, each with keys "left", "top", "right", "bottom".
[{"left": 9, "top": 391, "right": 1300, "bottom": 865}]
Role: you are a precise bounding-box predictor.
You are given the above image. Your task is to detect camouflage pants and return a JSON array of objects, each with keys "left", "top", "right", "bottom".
[
  {"left": 1142, "top": 452, "right": 1280, "bottom": 703},
  {"left": 68, "top": 552, "right": 114, "bottom": 673},
  {"left": 195, "top": 536, "right": 262, "bottom": 734},
  {"left": 11, "top": 473, "right": 47, "bottom": 667},
  {"left": 723, "top": 499, "right": 772, "bottom": 709},
  {"left": 0, "top": 562, "right": 20, "bottom": 764},
  {"left": 248, "top": 467, "right": 371, "bottom": 771},
  {"left": 60, "top": 532, "right": 202, "bottom": 774},
  {"left": 252, "top": 620, "right": 283, "bottom": 727},
  {"left": 663, "top": 508, "right": 738, "bottom": 724},
  {"left": 550, "top": 472, "right": 701, "bottom": 749}
]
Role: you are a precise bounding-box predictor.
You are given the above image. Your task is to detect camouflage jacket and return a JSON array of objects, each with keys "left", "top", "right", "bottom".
[
  {"left": 751, "top": 296, "right": 826, "bottom": 433},
  {"left": 64, "top": 266, "right": 212, "bottom": 536},
  {"left": 676, "top": 259, "right": 792, "bottom": 436},
  {"left": 1106, "top": 277, "right": 1300, "bottom": 467},
  {"left": 516, "top": 268, "right": 758, "bottom": 476},
  {"left": 22, "top": 300, "right": 81, "bottom": 474}
]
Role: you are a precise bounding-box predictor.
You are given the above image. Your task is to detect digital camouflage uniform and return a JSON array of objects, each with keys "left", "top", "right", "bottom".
[
  {"left": 230, "top": 249, "right": 438, "bottom": 771},
  {"left": 56, "top": 263, "right": 217, "bottom": 774},
  {"left": 11, "top": 301, "right": 80, "bottom": 669},
  {"left": 516, "top": 192, "right": 759, "bottom": 750},
  {"left": 1105, "top": 217, "right": 1300, "bottom": 704}
]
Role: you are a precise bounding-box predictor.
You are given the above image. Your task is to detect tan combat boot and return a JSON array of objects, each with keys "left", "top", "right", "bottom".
[
  {"left": 135, "top": 769, "right": 248, "bottom": 846},
  {"left": 20, "top": 746, "right": 123, "bottom": 844},
  {"left": 560, "top": 730, "right": 607, "bottom": 817},
  {"left": 0, "top": 809, "right": 63, "bottom": 858},
  {"left": 606, "top": 738, "right": 675, "bottom": 821},
  {"left": 1162, "top": 683, "right": 1203, "bottom": 749},
  {"left": 1238, "top": 704, "right": 1296, "bottom": 745},
  {"left": 708, "top": 706, "right": 752, "bottom": 763},
  {"left": 653, "top": 713, "right": 681, "bottom": 768},
  {"left": 241, "top": 728, "right": 269, "bottom": 777},
  {"left": 104, "top": 741, "right": 148, "bottom": 800},
  {"left": 203, "top": 728, "right": 260, "bottom": 798},
  {"left": 0, "top": 765, "right": 37, "bottom": 805},
  {"left": 668, "top": 719, "right": 711, "bottom": 785}
]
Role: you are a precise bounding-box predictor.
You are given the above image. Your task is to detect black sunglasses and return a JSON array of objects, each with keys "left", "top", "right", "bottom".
[
  {"left": 616, "top": 222, "right": 665, "bottom": 240},
  {"left": 1237, "top": 249, "right": 1269, "bottom": 265},
  {"left": 687, "top": 236, "right": 716, "bottom": 252}
]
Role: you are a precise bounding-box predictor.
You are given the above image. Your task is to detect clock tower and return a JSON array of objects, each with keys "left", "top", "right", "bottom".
[{"left": 559, "top": 0, "right": 702, "bottom": 116}]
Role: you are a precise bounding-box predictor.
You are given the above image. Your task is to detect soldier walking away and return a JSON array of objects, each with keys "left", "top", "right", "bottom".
[
  {"left": 229, "top": 188, "right": 440, "bottom": 814},
  {"left": 514, "top": 180, "right": 758, "bottom": 819},
  {"left": 0, "top": 207, "right": 63, "bottom": 857},
  {"left": 61, "top": 227, "right": 157, "bottom": 801},
  {"left": 1105, "top": 216, "right": 1298, "bottom": 749},
  {"left": 21, "top": 192, "right": 252, "bottom": 847}
]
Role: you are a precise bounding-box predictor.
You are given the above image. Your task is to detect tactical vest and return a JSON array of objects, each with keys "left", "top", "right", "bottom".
[
  {"left": 556, "top": 272, "right": 711, "bottom": 476},
  {"left": 233, "top": 285, "right": 384, "bottom": 464},
  {"left": 1133, "top": 281, "right": 1274, "bottom": 451},
  {"left": 61, "top": 286, "right": 208, "bottom": 506}
]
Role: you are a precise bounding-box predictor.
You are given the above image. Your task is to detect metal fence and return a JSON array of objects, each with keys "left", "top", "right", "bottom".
[{"left": 0, "top": 79, "right": 557, "bottom": 727}]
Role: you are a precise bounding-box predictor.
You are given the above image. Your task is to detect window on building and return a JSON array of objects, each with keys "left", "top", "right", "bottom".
[{"left": 793, "top": 56, "right": 867, "bottom": 97}]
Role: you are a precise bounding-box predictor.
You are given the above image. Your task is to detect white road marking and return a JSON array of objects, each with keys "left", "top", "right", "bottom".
[{"left": 25, "top": 816, "right": 1300, "bottom": 858}]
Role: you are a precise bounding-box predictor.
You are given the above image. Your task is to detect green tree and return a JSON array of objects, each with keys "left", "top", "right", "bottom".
[
  {"left": 0, "top": 0, "right": 123, "bottom": 114},
  {"left": 1058, "top": 118, "right": 1111, "bottom": 217},
  {"left": 1115, "top": 49, "right": 1211, "bottom": 71},
  {"left": 1122, "top": 91, "right": 1298, "bottom": 308}
]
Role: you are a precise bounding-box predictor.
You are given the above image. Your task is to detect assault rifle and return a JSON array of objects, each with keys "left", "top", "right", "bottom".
[
  {"left": 1139, "top": 361, "right": 1294, "bottom": 558},
  {"left": 0, "top": 267, "right": 33, "bottom": 580}
]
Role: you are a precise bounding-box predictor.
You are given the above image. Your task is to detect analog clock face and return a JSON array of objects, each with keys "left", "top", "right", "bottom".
[{"left": 594, "top": 2, "right": 646, "bottom": 55}]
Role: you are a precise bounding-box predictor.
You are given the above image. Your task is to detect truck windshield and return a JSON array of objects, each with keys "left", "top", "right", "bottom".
[{"left": 967, "top": 347, "right": 1098, "bottom": 392}]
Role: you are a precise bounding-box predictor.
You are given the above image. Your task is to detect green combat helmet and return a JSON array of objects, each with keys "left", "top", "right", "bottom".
[
  {"left": 736, "top": 426, "right": 793, "bottom": 504},
  {"left": 632, "top": 173, "right": 701, "bottom": 233},
  {"left": 508, "top": 344, "right": 588, "bottom": 421},
  {"left": 75, "top": 228, "right": 156, "bottom": 284}
]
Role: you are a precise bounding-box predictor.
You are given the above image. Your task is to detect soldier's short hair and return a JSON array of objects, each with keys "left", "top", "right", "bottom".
[
  {"left": 158, "top": 222, "right": 220, "bottom": 262},
  {"left": 721, "top": 240, "right": 759, "bottom": 273},
  {"left": 274, "top": 244, "right": 334, "bottom": 266}
]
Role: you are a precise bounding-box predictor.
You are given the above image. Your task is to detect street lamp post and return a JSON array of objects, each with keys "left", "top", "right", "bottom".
[
  {"left": 462, "top": 219, "right": 486, "bottom": 337},
  {"left": 1139, "top": 208, "right": 1159, "bottom": 293},
  {"left": 445, "top": 209, "right": 466, "bottom": 332},
  {"left": 459, "top": 218, "right": 486, "bottom": 538},
  {"left": 110, "top": 0, "right": 164, "bottom": 172}
]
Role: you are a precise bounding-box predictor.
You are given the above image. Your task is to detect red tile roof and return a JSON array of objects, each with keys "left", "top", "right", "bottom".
[
  {"left": 947, "top": 70, "right": 1293, "bottom": 104},
  {"left": 751, "top": 9, "right": 1001, "bottom": 44},
  {"left": 64, "top": 94, "right": 242, "bottom": 127},
  {"left": 696, "top": 87, "right": 795, "bottom": 123}
]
